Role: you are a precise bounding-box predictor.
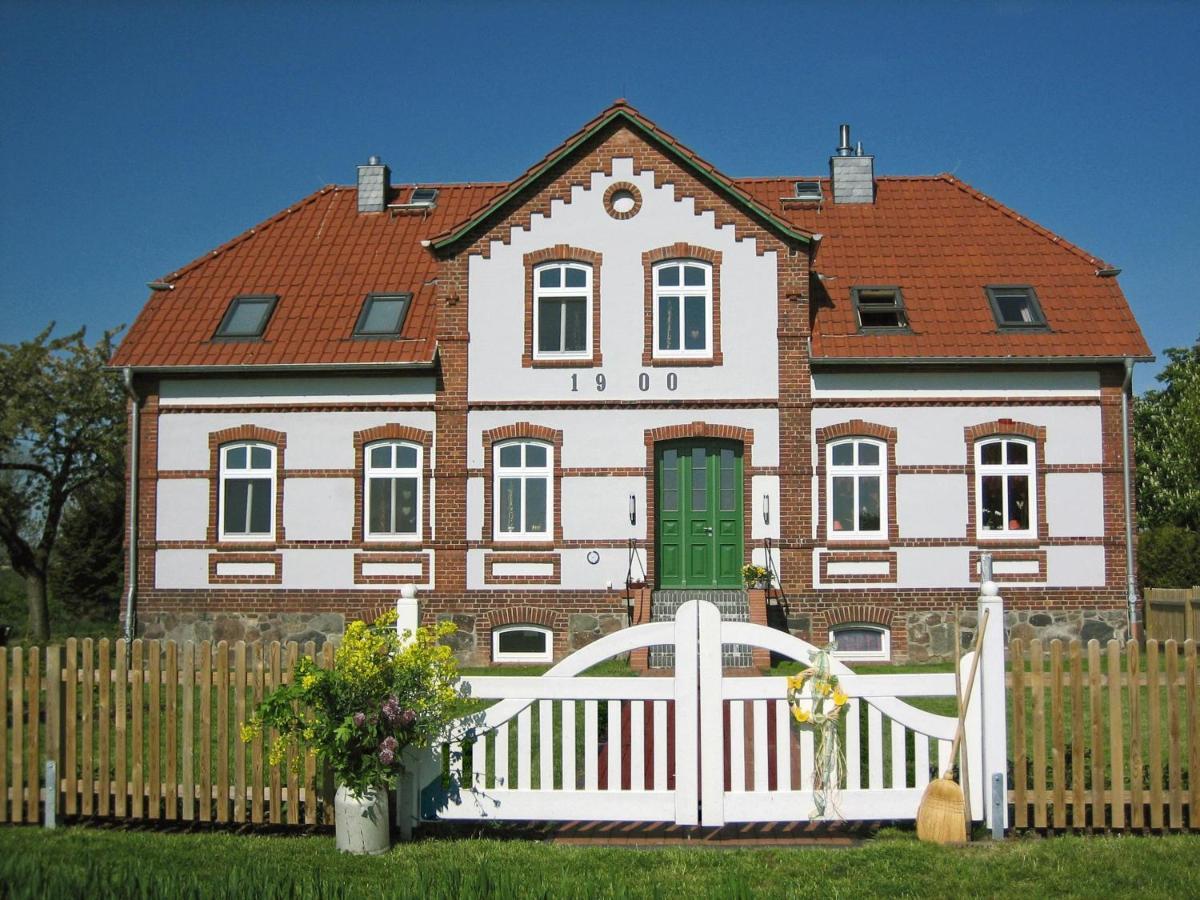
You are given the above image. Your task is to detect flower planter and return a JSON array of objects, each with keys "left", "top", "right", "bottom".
[{"left": 334, "top": 784, "right": 390, "bottom": 855}]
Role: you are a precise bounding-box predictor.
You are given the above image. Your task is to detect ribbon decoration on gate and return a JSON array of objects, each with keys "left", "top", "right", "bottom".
[{"left": 787, "top": 646, "right": 849, "bottom": 818}]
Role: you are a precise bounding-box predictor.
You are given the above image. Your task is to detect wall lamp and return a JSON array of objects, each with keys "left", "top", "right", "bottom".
[
  {"left": 629, "top": 494, "right": 637, "bottom": 526},
  {"left": 763, "top": 494, "right": 770, "bottom": 525}
]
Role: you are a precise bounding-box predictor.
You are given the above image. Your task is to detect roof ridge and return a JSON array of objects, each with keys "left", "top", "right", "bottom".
[
  {"left": 733, "top": 174, "right": 945, "bottom": 183},
  {"left": 161, "top": 185, "right": 340, "bottom": 284},
  {"left": 937, "top": 174, "right": 1113, "bottom": 270}
]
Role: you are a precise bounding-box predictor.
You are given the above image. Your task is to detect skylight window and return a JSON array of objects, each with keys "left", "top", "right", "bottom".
[
  {"left": 214, "top": 295, "right": 277, "bottom": 340},
  {"left": 409, "top": 188, "right": 438, "bottom": 207},
  {"left": 852, "top": 287, "right": 908, "bottom": 330},
  {"left": 353, "top": 293, "right": 412, "bottom": 338},
  {"left": 986, "top": 286, "right": 1047, "bottom": 328},
  {"left": 794, "top": 180, "right": 822, "bottom": 200}
]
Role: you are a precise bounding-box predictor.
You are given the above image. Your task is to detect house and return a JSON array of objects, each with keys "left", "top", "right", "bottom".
[{"left": 110, "top": 101, "right": 1151, "bottom": 664}]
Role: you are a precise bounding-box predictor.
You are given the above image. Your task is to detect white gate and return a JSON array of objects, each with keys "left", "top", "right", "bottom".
[{"left": 408, "top": 593, "right": 1007, "bottom": 830}]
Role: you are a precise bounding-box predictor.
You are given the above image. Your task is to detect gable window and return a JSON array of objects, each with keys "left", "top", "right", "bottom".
[
  {"left": 534, "top": 262, "right": 591, "bottom": 358},
  {"left": 494, "top": 440, "right": 552, "bottom": 540},
  {"left": 219, "top": 442, "right": 275, "bottom": 539},
  {"left": 214, "top": 295, "right": 277, "bottom": 340},
  {"left": 653, "top": 260, "right": 712, "bottom": 358},
  {"left": 852, "top": 287, "right": 908, "bottom": 330},
  {"left": 975, "top": 437, "right": 1036, "bottom": 537},
  {"left": 365, "top": 441, "right": 421, "bottom": 539},
  {"left": 827, "top": 437, "right": 886, "bottom": 539},
  {"left": 353, "top": 293, "right": 411, "bottom": 338},
  {"left": 492, "top": 624, "right": 553, "bottom": 663},
  {"left": 830, "top": 624, "right": 890, "bottom": 662},
  {"left": 986, "top": 286, "right": 1046, "bottom": 329}
]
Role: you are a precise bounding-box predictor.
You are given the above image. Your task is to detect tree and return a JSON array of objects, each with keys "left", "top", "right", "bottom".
[
  {"left": 0, "top": 326, "right": 125, "bottom": 641},
  {"left": 1135, "top": 337, "right": 1200, "bottom": 532}
]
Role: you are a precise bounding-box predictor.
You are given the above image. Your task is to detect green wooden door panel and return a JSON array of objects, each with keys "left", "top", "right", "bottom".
[{"left": 656, "top": 440, "right": 743, "bottom": 589}]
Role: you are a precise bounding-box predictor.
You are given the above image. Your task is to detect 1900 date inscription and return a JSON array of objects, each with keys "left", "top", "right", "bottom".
[{"left": 570, "top": 373, "right": 678, "bottom": 393}]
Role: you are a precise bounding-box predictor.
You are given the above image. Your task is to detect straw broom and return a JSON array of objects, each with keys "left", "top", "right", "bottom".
[{"left": 916, "top": 608, "right": 990, "bottom": 844}]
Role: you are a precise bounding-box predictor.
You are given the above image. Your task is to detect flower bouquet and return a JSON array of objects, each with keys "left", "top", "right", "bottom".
[
  {"left": 741, "top": 563, "right": 773, "bottom": 589},
  {"left": 786, "top": 646, "right": 849, "bottom": 818}
]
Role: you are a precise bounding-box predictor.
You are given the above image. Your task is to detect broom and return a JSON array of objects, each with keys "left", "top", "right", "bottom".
[{"left": 916, "top": 608, "right": 990, "bottom": 844}]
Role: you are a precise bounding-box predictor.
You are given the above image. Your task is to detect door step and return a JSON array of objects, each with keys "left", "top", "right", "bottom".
[{"left": 649, "top": 590, "right": 754, "bottom": 669}]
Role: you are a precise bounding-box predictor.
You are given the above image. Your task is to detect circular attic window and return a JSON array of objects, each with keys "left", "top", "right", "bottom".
[{"left": 603, "top": 182, "right": 643, "bottom": 220}]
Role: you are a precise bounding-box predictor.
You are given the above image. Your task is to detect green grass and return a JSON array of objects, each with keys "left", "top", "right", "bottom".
[{"left": 1, "top": 826, "right": 1198, "bottom": 898}]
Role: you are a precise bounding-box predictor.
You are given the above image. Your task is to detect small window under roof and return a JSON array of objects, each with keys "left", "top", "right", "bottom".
[
  {"left": 986, "top": 286, "right": 1047, "bottom": 329},
  {"left": 794, "top": 180, "right": 822, "bottom": 200},
  {"left": 353, "top": 293, "right": 412, "bottom": 338},
  {"left": 409, "top": 187, "right": 438, "bottom": 207},
  {"left": 852, "top": 287, "right": 909, "bottom": 331},
  {"left": 214, "top": 295, "right": 278, "bottom": 340}
]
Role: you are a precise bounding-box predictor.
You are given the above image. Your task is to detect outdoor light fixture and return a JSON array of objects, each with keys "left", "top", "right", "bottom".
[
  {"left": 629, "top": 494, "right": 637, "bottom": 526},
  {"left": 763, "top": 494, "right": 770, "bottom": 525}
]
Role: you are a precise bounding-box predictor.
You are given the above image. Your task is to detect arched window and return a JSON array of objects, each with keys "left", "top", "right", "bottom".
[
  {"left": 653, "top": 260, "right": 712, "bottom": 358},
  {"left": 364, "top": 441, "right": 422, "bottom": 539},
  {"left": 533, "top": 261, "right": 591, "bottom": 359},
  {"left": 827, "top": 437, "right": 886, "bottom": 539},
  {"left": 829, "top": 624, "right": 890, "bottom": 662},
  {"left": 494, "top": 440, "right": 553, "bottom": 540},
  {"left": 492, "top": 624, "right": 553, "bottom": 663},
  {"left": 219, "top": 441, "right": 276, "bottom": 539},
  {"left": 975, "top": 437, "right": 1036, "bottom": 538}
]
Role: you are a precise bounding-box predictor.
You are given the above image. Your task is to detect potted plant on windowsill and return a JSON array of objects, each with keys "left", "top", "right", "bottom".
[
  {"left": 244, "top": 611, "right": 461, "bottom": 854},
  {"left": 741, "top": 563, "right": 773, "bottom": 590}
]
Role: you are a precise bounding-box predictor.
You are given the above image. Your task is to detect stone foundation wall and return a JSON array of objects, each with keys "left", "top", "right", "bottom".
[
  {"left": 140, "top": 611, "right": 345, "bottom": 649},
  {"left": 905, "top": 608, "right": 1129, "bottom": 662}
]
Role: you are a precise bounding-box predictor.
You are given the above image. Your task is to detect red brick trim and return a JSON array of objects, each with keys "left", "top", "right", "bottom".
[
  {"left": 351, "top": 424, "right": 434, "bottom": 544},
  {"left": 602, "top": 181, "right": 642, "bottom": 220},
  {"left": 814, "top": 419, "right": 899, "bottom": 545},
  {"left": 482, "top": 422, "right": 564, "bottom": 544},
  {"left": 207, "top": 425, "right": 287, "bottom": 545},
  {"left": 641, "top": 243, "right": 723, "bottom": 367},
  {"left": 819, "top": 551, "right": 898, "bottom": 584},
  {"left": 160, "top": 402, "right": 439, "bottom": 415},
  {"left": 825, "top": 604, "right": 895, "bottom": 628},
  {"left": 484, "top": 551, "right": 562, "bottom": 585},
  {"left": 969, "top": 548, "right": 1047, "bottom": 583},
  {"left": 353, "top": 551, "right": 430, "bottom": 584},
  {"left": 643, "top": 422, "right": 754, "bottom": 589},
  {"left": 207, "top": 551, "right": 282, "bottom": 585},
  {"left": 522, "top": 245, "right": 603, "bottom": 369},
  {"left": 964, "top": 419, "right": 1048, "bottom": 543}
]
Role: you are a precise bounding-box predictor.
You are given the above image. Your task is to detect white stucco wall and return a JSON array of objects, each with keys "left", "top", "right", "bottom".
[
  {"left": 155, "top": 479, "right": 209, "bottom": 542},
  {"left": 1045, "top": 473, "right": 1105, "bottom": 537},
  {"left": 896, "top": 474, "right": 967, "bottom": 539},
  {"left": 283, "top": 478, "right": 354, "bottom": 541}
]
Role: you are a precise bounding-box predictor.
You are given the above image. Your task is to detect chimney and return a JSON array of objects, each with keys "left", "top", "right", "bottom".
[
  {"left": 357, "top": 155, "right": 389, "bottom": 213},
  {"left": 829, "top": 125, "right": 875, "bottom": 204}
]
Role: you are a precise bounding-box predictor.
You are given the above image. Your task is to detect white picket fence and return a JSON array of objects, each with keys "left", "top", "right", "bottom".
[{"left": 405, "top": 590, "right": 1008, "bottom": 831}]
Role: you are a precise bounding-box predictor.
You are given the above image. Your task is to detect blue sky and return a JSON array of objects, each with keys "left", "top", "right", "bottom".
[{"left": 1, "top": 1, "right": 1196, "bottom": 392}]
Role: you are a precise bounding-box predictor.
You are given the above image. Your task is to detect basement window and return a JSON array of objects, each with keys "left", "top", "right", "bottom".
[
  {"left": 829, "top": 624, "right": 890, "bottom": 662},
  {"left": 493, "top": 624, "right": 553, "bottom": 663},
  {"left": 793, "top": 180, "right": 823, "bottom": 201},
  {"left": 353, "top": 293, "right": 412, "bottom": 338},
  {"left": 214, "top": 295, "right": 278, "bottom": 340},
  {"left": 986, "top": 286, "right": 1047, "bottom": 329},
  {"left": 852, "top": 287, "right": 908, "bottom": 331},
  {"left": 409, "top": 187, "right": 438, "bottom": 207}
]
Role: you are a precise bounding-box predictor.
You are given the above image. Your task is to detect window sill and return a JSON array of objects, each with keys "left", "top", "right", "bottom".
[
  {"left": 645, "top": 353, "right": 722, "bottom": 367},
  {"left": 527, "top": 356, "right": 601, "bottom": 368},
  {"left": 215, "top": 539, "right": 279, "bottom": 550}
]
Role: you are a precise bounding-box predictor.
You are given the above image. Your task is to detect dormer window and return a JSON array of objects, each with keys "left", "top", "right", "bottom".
[
  {"left": 214, "top": 295, "right": 277, "bottom": 340},
  {"left": 353, "top": 293, "right": 411, "bottom": 338},
  {"left": 793, "top": 180, "right": 822, "bottom": 201},
  {"left": 986, "top": 286, "right": 1047, "bottom": 329},
  {"left": 852, "top": 287, "right": 908, "bottom": 330},
  {"left": 409, "top": 187, "right": 438, "bottom": 207}
]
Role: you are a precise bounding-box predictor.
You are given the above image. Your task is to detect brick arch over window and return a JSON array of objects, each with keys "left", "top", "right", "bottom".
[
  {"left": 815, "top": 419, "right": 899, "bottom": 545},
  {"left": 964, "top": 419, "right": 1048, "bottom": 543},
  {"left": 825, "top": 604, "right": 894, "bottom": 629},
  {"left": 481, "top": 606, "right": 568, "bottom": 662},
  {"left": 523, "top": 244, "right": 603, "bottom": 369},
  {"left": 207, "top": 425, "right": 287, "bottom": 544},
  {"left": 642, "top": 422, "right": 754, "bottom": 587},
  {"left": 352, "top": 424, "right": 434, "bottom": 544},
  {"left": 482, "top": 422, "right": 564, "bottom": 543},
  {"left": 642, "top": 242, "right": 723, "bottom": 367}
]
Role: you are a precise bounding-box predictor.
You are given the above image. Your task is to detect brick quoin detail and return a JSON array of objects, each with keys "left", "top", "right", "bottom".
[
  {"left": 206, "top": 425, "right": 288, "bottom": 545},
  {"left": 522, "top": 245, "right": 604, "bottom": 369},
  {"left": 481, "top": 422, "right": 565, "bottom": 544},
  {"left": 815, "top": 419, "right": 900, "bottom": 546},
  {"left": 963, "top": 419, "right": 1048, "bottom": 544},
  {"left": 641, "top": 243, "right": 724, "bottom": 367},
  {"left": 351, "top": 424, "right": 434, "bottom": 544}
]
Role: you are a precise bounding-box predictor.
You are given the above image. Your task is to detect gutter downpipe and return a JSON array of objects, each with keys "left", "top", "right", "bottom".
[
  {"left": 1120, "top": 358, "right": 1138, "bottom": 641},
  {"left": 122, "top": 368, "right": 141, "bottom": 642}
]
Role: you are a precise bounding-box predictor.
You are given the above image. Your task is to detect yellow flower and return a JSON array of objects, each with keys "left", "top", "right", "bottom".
[
  {"left": 792, "top": 705, "right": 811, "bottom": 724},
  {"left": 301, "top": 673, "right": 319, "bottom": 690},
  {"left": 833, "top": 689, "right": 848, "bottom": 707},
  {"left": 786, "top": 674, "right": 805, "bottom": 692}
]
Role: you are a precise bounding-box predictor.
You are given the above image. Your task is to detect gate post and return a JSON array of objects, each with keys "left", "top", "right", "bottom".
[
  {"left": 977, "top": 580, "right": 1008, "bottom": 833},
  {"left": 673, "top": 601, "right": 700, "bottom": 826}
]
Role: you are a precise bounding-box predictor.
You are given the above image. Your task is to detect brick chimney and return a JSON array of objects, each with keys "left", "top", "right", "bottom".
[
  {"left": 829, "top": 125, "right": 875, "bottom": 204},
  {"left": 357, "top": 155, "right": 389, "bottom": 213}
]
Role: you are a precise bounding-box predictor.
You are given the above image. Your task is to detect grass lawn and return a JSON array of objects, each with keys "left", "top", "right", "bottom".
[{"left": 1, "top": 826, "right": 1197, "bottom": 898}]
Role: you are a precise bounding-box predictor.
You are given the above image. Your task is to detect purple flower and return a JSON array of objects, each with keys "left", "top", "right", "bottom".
[
  {"left": 353, "top": 712, "right": 366, "bottom": 728},
  {"left": 381, "top": 736, "right": 398, "bottom": 752},
  {"left": 382, "top": 695, "right": 402, "bottom": 725},
  {"left": 399, "top": 709, "right": 416, "bottom": 728},
  {"left": 378, "top": 748, "right": 395, "bottom": 766}
]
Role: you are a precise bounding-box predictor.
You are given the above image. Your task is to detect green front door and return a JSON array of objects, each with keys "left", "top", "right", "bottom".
[{"left": 656, "top": 440, "right": 743, "bottom": 589}]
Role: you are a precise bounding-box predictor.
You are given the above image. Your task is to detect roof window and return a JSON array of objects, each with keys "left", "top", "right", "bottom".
[
  {"left": 852, "top": 287, "right": 908, "bottom": 331},
  {"left": 353, "top": 293, "right": 412, "bottom": 338},
  {"left": 793, "top": 180, "right": 823, "bottom": 201},
  {"left": 986, "top": 286, "right": 1047, "bottom": 329},
  {"left": 214, "top": 295, "right": 277, "bottom": 340},
  {"left": 409, "top": 187, "right": 438, "bottom": 207}
]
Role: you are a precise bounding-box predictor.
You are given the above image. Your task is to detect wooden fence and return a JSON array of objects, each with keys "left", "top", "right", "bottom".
[
  {"left": 1144, "top": 587, "right": 1200, "bottom": 643},
  {"left": 1, "top": 638, "right": 335, "bottom": 826},
  {"left": 1008, "top": 638, "right": 1197, "bottom": 831}
]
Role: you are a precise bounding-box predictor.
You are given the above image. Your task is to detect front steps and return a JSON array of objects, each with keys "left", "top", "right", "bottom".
[{"left": 649, "top": 590, "right": 753, "bottom": 669}]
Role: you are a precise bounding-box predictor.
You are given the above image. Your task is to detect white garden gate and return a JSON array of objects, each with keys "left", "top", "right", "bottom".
[{"left": 406, "top": 591, "right": 1008, "bottom": 831}]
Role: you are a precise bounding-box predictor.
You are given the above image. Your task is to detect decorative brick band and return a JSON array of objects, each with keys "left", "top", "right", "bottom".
[
  {"left": 818, "top": 550, "right": 898, "bottom": 585},
  {"left": 969, "top": 548, "right": 1047, "bottom": 583},
  {"left": 602, "top": 181, "right": 643, "bottom": 220},
  {"left": 206, "top": 425, "right": 288, "bottom": 545},
  {"left": 484, "top": 551, "right": 562, "bottom": 585},
  {"left": 207, "top": 551, "right": 282, "bottom": 585},
  {"left": 353, "top": 551, "right": 430, "bottom": 585},
  {"left": 351, "top": 424, "right": 434, "bottom": 544},
  {"left": 642, "top": 242, "right": 723, "bottom": 367},
  {"left": 522, "top": 245, "right": 603, "bottom": 369},
  {"left": 481, "top": 422, "right": 565, "bottom": 543}
]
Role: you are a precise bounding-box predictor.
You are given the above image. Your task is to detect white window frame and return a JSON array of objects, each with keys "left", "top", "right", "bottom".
[
  {"left": 652, "top": 259, "right": 713, "bottom": 360},
  {"left": 493, "top": 439, "right": 553, "bottom": 542},
  {"left": 492, "top": 624, "right": 554, "bottom": 663},
  {"left": 974, "top": 437, "right": 1037, "bottom": 539},
  {"left": 218, "top": 441, "right": 276, "bottom": 541},
  {"left": 364, "top": 440, "right": 422, "bottom": 541},
  {"left": 826, "top": 437, "right": 887, "bottom": 541},
  {"left": 532, "top": 261, "right": 592, "bottom": 360},
  {"left": 829, "top": 624, "right": 891, "bottom": 662}
]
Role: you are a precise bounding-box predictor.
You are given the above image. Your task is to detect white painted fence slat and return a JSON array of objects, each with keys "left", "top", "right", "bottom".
[
  {"left": 845, "top": 698, "right": 861, "bottom": 791},
  {"left": 630, "top": 701, "right": 645, "bottom": 792},
  {"left": 517, "top": 707, "right": 531, "bottom": 790},
  {"left": 494, "top": 723, "right": 509, "bottom": 789},
  {"left": 868, "top": 704, "right": 884, "bottom": 791},
  {"left": 774, "top": 700, "right": 791, "bottom": 792},
  {"left": 937, "top": 739, "right": 952, "bottom": 777},
  {"left": 729, "top": 700, "right": 746, "bottom": 792},
  {"left": 584, "top": 702, "right": 598, "bottom": 792},
  {"left": 472, "top": 734, "right": 486, "bottom": 792},
  {"left": 562, "top": 701, "right": 576, "bottom": 792},
  {"left": 697, "top": 601, "right": 724, "bottom": 827},
  {"left": 891, "top": 720, "right": 907, "bottom": 789},
  {"left": 799, "top": 729, "right": 814, "bottom": 791},
  {"left": 752, "top": 700, "right": 769, "bottom": 792},
  {"left": 673, "top": 600, "right": 700, "bottom": 826},
  {"left": 653, "top": 700, "right": 668, "bottom": 792},
  {"left": 914, "top": 732, "right": 931, "bottom": 789},
  {"left": 607, "top": 700, "right": 622, "bottom": 791},
  {"left": 539, "top": 701, "right": 553, "bottom": 790},
  {"left": 448, "top": 740, "right": 464, "bottom": 789}
]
